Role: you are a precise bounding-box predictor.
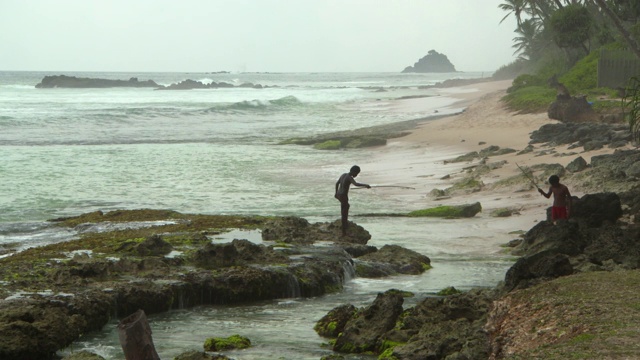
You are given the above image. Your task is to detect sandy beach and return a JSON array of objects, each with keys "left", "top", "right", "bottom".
[{"left": 362, "top": 79, "right": 625, "bottom": 234}]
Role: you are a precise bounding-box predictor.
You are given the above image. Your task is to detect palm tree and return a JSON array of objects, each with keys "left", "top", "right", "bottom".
[
  {"left": 512, "top": 18, "right": 542, "bottom": 60},
  {"left": 499, "top": 0, "right": 526, "bottom": 27},
  {"left": 592, "top": 0, "right": 640, "bottom": 60}
]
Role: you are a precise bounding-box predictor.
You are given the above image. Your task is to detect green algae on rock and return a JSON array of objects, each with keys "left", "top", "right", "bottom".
[
  {"left": 203, "top": 334, "right": 251, "bottom": 351},
  {"left": 407, "top": 202, "right": 482, "bottom": 218}
]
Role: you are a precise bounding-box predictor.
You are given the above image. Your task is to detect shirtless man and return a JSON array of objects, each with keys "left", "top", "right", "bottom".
[
  {"left": 538, "top": 175, "right": 572, "bottom": 223},
  {"left": 335, "top": 165, "right": 370, "bottom": 235}
]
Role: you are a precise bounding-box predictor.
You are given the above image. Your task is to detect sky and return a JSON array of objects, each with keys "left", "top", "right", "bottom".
[{"left": 0, "top": 0, "right": 519, "bottom": 73}]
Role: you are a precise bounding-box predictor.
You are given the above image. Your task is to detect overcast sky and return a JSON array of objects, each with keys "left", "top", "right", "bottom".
[{"left": 0, "top": 0, "right": 518, "bottom": 73}]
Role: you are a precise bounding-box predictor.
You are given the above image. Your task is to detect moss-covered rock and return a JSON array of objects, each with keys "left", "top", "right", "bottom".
[
  {"left": 436, "top": 286, "right": 462, "bottom": 296},
  {"left": 61, "top": 351, "right": 106, "bottom": 360},
  {"left": 444, "top": 151, "right": 480, "bottom": 164},
  {"left": 445, "top": 176, "right": 484, "bottom": 194},
  {"left": 491, "top": 208, "right": 516, "bottom": 217},
  {"left": 315, "top": 304, "right": 357, "bottom": 338},
  {"left": 344, "top": 137, "right": 387, "bottom": 148},
  {"left": 314, "top": 140, "right": 342, "bottom": 150},
  {"left": 173, "top": 350, "right": 229, "bottom": 360},
  {"left": 407, "top": 202, "right": 482, "bottom": 218},
  {"left": 203, "top": 334, "right": 251, "bottom": 351}
]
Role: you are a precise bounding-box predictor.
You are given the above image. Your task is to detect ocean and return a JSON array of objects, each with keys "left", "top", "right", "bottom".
[{"left": 0, "top": 71, "right": 514, "bottom": 359}]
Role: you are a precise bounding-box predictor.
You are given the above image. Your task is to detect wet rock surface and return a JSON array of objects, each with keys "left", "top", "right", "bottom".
[
  {"left": 317, "top": 186, "right": 640, "bottom": 359},
  {"left": 0, "top": 211, "right": 422, "bottom": 359}
]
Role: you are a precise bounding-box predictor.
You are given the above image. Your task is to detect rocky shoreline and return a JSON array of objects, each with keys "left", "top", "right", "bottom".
[
  {"left": 3, "top": 121, "right": 640, "bottom": 359},
  {"left": 34, "top": 74, "right": 493, "bottom": 93},
  {"left": 304, "top": 116, "right": 640, "bottom": 359},
  {"left": 0, "top": 210, "right": 438, "bottom": 359},
  {"left": 4, "top": 79, "right": 640, "bottom": 358}
]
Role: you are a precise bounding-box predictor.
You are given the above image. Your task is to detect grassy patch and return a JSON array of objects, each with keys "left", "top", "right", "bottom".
[
  {"left": 502, "top": 86, "right": 556, "bottom": 113},
  {"left": 498, "top": 270, "right": 640, "bottom": 359}
]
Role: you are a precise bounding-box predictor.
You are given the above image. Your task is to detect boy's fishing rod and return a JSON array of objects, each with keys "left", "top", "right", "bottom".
[{"left": 516, "top": 163, "right": 541, "bottom": 190}]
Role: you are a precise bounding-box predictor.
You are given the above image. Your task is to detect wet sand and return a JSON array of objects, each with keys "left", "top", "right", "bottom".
[{"left": 360, "top": 79, "right": 623, "bottom": 234}]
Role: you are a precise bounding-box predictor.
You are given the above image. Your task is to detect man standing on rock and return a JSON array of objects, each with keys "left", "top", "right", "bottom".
[{"left": 335, "top": 165, "right": 371, "bottom": 236}]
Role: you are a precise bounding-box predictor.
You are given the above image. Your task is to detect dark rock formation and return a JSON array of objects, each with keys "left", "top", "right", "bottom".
[
  {"left": 34, "top": 75, "right": 267, "bottom": 90},
  {"left": 391, "top": 289, "right": 495, "bottom": 360},
  {"left": 190, "top": 239, "right": 289, "bottom": 269},
  {"left": 35, "top": 75, "right": 159, "bottom": 88},
  {"left": 402, "top": 50, "right": 457, "bottom": 73},
  {"left": 355, "top": 244, "right": 431, "bottom": 277},
  {"left": 548, "top": 95, "right": 597, "bottom": 122},
  {"left": 261, "top": 217, "right": 371, "bottom": 245},
  {"left": 314, "top": 304, "right": 357, "bottom": 338},
  {"left": 136, "top": 234, "right": 173, "bottom": 256},
  {"left": 62, "top": 350, "right": 106, "bottom": 359},
  {"left": 156, "top": 80, "right": 264, "bottom": 90},
  {"left": 333, "top": 290, "right": 405, "bottom": 354},
  {"left": 507, "top": 191, "right": 631, "bottom": 289},
  {"left": 591, "top": 149, "right": 640, "bottom": 179},
  {"left": 173, "top": 351, "right": 225, "bottom": 360},
  {"left": 0, "top": 211, "right": 432, "bottom": 359},
  {"left": 504, "top": 250, "right": 574, "bottom": 290},
  {"left": 321, "top": 183, "right": 640, "bottom": 359},
  {"left": 566, "top": 156, "right": 588, "bottom": 173},
  {"left": 0, "top": 291, "right": 113, "bottom": 359},
  {"left": 529, "top": 123, "right": 630, "bottom": 149},
  {"left": 318, "top": 288, "right": 496, "bottom": 359},
  {"left": 570, "top": 192, "right": 622, "bottom": 227}
]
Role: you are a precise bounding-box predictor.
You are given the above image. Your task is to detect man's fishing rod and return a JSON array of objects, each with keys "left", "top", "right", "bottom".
[{"left": 353, "top": 185, "right": 416, "bottom": 190}]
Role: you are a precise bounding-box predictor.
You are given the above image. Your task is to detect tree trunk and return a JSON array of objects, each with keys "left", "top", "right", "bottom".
[
  {"left": 118, "top": 310, "right": 161, "bottom": 360},
  {"left": 593, "top": 0, "right": 640, "bottom": 60}
]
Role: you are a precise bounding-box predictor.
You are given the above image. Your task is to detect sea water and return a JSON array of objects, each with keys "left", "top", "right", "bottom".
[{"left": 0, "top": 71, "right": 514, "bottom": 359}]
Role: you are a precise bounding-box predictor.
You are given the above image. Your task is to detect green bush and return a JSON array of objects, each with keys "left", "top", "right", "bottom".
[
  {"left": 558, "top": 49, "right": 600, "bottom": 92},
  {"left": 502, "top": 86, "right": 556, "bottom": 113},
  {"left": 508, "top": 74, "right": 547, "bottom": 93}
]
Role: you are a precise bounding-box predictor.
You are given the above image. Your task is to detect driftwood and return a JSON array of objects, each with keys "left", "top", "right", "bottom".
[{"left": 118, "top": 309, "right": 161, "bottom": 360}]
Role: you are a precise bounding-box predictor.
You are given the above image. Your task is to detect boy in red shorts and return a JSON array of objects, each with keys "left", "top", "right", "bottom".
[{"left": 538, "top": 175, "right": 572, "bottom": 223}]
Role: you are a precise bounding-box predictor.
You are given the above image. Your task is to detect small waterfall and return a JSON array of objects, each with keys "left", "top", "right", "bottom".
[
  {"left": 285, "top": 272, "right": 302, "bottom": 298},
  {"left": 341, "top": 259, "right": 356, "bottom": 283}
]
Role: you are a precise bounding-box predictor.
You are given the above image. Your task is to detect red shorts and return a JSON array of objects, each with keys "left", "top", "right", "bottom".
[{"left": 552, "top": 206, "right": 568, "bottom": 220}]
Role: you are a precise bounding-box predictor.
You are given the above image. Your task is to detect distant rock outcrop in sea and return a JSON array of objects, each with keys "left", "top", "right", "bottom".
[
  {"left": 35, "top": 75, "right": 268, "bottom": 90},
  {"left": 402, "top": 49, "right": 457, "bottom": 73},
  {"left": 35, "top": 75, "right": 159, "bottom": 88},
  {"left": 156, "top": 79, "right": 264, "bottom": 90}
]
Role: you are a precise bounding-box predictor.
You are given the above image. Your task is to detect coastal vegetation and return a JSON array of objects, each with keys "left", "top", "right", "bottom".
[{"left": 496, "top": 1, "right": 639, "bottom": 116}]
